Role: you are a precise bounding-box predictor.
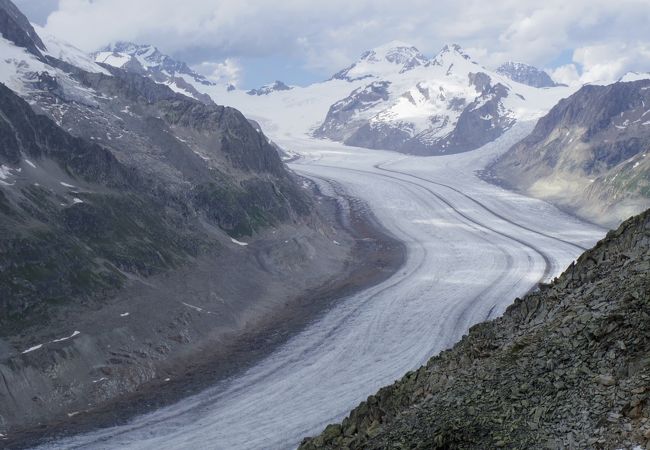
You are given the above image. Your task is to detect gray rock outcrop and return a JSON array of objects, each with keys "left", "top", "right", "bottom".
[{"left": 497, "top": 62, "right": 558, "bottom": 88}]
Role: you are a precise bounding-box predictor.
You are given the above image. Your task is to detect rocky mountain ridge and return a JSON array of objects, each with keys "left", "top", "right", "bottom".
[
  {"left": 0, "top": 0, "right": 310, "bottom": 333},
  {"left": 0, "top": 0, "right": 45, "bottom": 57},
  {"left": 301, "top": 208, "right": 650, "bottom": 449},
  {"left": 488, "top": 79, "right": 650, "bottom": 227}
]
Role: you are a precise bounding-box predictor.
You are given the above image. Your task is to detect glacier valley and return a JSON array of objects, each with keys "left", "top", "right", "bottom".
[{"left": 34, "top": 117, "right": 605, "bottom": 449}]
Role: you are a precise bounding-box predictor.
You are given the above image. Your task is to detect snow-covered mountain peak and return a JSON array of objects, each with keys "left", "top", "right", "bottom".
[
  {"left": 430, "top": 43, "right": 478, "bottom": 70},
  {"left": 361, "top": 41, "right": 426, "bottom": 65},
  {"left": 496, "top": 61, "right": 558, "bottom": 88},
  {"left": 99, "top": 41, "right": 168, "bottom": 69},
  {"left": 93, "top": 40, "right": 216, "bottom": 103},
  {"left": 98, "top": 42, "right": 173, "bottom": 70},
  {"left": 435, "top": 43, "right": 472, "bottom": 60},
  {"left": 106, "top": 41, "right": 151, "bottom": 53},
  {"left": 247, "top": 80, "right": 292, "bottom": 96},
  {"left": 0, "top": 8, "right": 108, "bottom": 99},
  {"left": 332, "top": 41, "right": 428, "bottom": 81},
  {"left": 104, "top": 41, "right": 143, "bottom": 54},
  {"left": 309, "top": 40, "right": 576, "bottom": 156},
  {"left": 33, "top": 25, "right": 108, "bottom": 75},
  {"left": 366, "top": 40, "right": 415, "bottom": 53},
  {"left": 94, "top": 41, "right": 214, "bottom": 86}
]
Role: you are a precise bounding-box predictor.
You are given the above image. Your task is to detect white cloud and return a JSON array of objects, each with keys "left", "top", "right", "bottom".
[
  {"left": 573, "top": 42, "right": 650, "bottom": 84},
  {"left": 549, "top": 64, "right": 581, "bottom": 86},
  {"left": 193, "top": 58, "right": 242, "bottom": 86},
  {"left": 41, "top": 0, "right": 650, "bottom": 82},
  {"left": 549, "top": 42, "right": 650, "bottom": 87}
]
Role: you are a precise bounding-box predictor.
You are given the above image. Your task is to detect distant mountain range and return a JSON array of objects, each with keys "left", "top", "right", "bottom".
[
  {"left": 95, "top": 39, "right": 567, "bottom": 156},
  {"left": 97, "top": 38, "right": 649, "bottom": 225},
  {"left": 313, "top": 42, "right": 569, "bottom": 155}
]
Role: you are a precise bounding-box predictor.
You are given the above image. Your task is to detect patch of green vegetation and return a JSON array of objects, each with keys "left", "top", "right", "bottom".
[
  {"left": 192, "top": 181, "right": 284, "bottom": 238},
  {"left": 605, "top": 166, "right": 650, "bottom": 198},
  {"left": 627, "top": 169, "right": 650, "bottom": 197}
]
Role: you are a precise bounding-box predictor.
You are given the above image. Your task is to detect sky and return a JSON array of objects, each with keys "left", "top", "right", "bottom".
[{"left": 13, "top": 0, "right": 650, "bottom": 89}]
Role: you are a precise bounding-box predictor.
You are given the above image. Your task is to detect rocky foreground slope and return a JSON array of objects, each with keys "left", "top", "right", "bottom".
[
  {"left": 488, "top": 80, "right": 650, "bottom": 227},
  {"left": 301, "top": 208, "right": 650, "bottom": 449}
]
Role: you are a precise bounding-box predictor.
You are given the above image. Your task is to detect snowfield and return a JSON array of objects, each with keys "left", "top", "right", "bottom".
[{"left": 36, "top": 115, "right": 605, "bottom": 449}]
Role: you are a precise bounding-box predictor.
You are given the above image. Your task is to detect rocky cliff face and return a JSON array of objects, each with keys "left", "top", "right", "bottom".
[
  {"left": 301, "top": 208, "right": 650, "bottom": 449},
  {"left": 488, "top": 80, "right": 650, "bottom": 227},
  {"left": 0, "top": 0, "right": 45, "bottom": 57}
]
